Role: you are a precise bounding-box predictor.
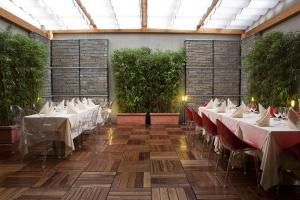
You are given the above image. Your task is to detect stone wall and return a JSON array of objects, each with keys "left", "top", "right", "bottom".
[
  {"left": 51, "top": 39, "right": 108, "bottom": 103},
  {"left": 185, "top": 40, "right": 241, "bottom": 105}
]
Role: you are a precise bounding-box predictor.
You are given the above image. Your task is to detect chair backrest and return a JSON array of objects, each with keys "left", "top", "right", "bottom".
[
  {"left": 191, "top": 109, "right": 202, "bottom": 127},
  {"left": 10, "top": 105, "right": 24, "bottom": 125},
  {"left": 201, "top": 113, "right": 217, "bottom": 136},
  {"left": 184, "top": 106, "right": 193, "bottom": 121},
  {"left": 216, "top": 119, "right": 251, "bottom": 151}
]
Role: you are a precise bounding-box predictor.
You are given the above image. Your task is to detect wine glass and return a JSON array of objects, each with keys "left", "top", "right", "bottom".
[
  {"left": 273, "top": 107, "right": 281, "bottom": 120},
  {"left": 281, "top": 107, "right": 288, "bottom": 119}
]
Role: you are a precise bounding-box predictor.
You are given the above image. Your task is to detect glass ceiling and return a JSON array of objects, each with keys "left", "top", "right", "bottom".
[{"left": 0, "top": 0, "right": 280, "bottom": 31}]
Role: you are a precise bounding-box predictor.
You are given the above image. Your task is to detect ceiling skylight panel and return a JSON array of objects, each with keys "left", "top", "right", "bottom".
[
  {"left": 148, "top": 0, "right": 178, "bottom": 29},
  {"left": 81, "top": 0, "right": 118, "bottom": 29},
  {"left": 217, "top": 0, "right": 250, "bottom": 9},
  {"left": 173, "top": 17, "right": 201, "bottom": 30},
  {"left": 111, "top": 0, "right": 140, "bottom": 29},
  {"left": 247, "top": 0, "right": 279, "bottom": 9},
  {"left": 203, "top": 19, "right": 229, "bottom": 28}
]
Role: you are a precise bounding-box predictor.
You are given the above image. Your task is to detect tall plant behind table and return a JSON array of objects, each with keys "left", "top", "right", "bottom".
[
  {"left": 244, "top": 31, "right": 300, "bottom": 107},
  {"left": 0, "top": 30, "right": 47, "bottom": 126}
]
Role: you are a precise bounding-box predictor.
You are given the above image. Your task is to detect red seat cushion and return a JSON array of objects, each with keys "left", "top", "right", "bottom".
[
  {"left": 192, "top": 109, "right": 202, "bottom": 127},
  {"left": 201, "top": 113, "right": 217, "bottom": 136}
]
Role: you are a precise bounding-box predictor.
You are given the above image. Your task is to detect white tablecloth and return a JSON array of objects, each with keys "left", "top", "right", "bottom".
[
  {"left": 24, "top": 105, "right": 99, "bottom": 155},
  {"left": 199, "top": 107, "right": 300, "bottom": 190}
]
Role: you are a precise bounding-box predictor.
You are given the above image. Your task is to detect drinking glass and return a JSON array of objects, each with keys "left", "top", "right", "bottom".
[{"left": 274, "top": 107, "right": 281, "bottom": 120}]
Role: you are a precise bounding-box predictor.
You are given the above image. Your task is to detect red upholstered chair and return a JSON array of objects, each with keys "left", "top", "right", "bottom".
[
  {"left": 201, "top": 113, "right": 218, "bottom": 161},
  {"left": 216, "top": 119, "right": 260, "bottom": 188},
  {"left": 297, "top": 112, "right": 300, "bottom": 116},
  {"left": 190, "top": 109, "right": 203, "bottom": 148},
  {"left": 184, "top": 106, "right": 194, "bottom": 130}
]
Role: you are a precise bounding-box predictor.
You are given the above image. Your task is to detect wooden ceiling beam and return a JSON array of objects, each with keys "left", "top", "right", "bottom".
[
  {"left": 75, "top": 0, "right": 97, "bottom": 29},
  {"left": 197, "top": 0, "right": 219, "bottom": 30},
  {"left": 52, "top": 28, "right": 243, "bottom": 35},
  {"left": 243, "top": 2, "right": 300, "bottom": 38},
  {"left": 0, "top": 7, "right": 47, "bottom": 37},
  {"left": 141, "top": 0, "right": 147, "bottom": 28}
]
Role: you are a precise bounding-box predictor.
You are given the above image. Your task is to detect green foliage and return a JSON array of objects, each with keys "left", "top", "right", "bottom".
[
  {"left": 112, "top": 47, "right": 185, "bottom": 113},
  {"left": 244, "top": 31, "right": 300, "bottom": 107},
  {"left": 0, "top": 30, "right": 48, "bottom": 125}
]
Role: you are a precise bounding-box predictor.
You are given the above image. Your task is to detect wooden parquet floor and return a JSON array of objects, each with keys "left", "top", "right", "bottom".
[{"left": 0, "top": 125, "right": 299, "bottom": 200}]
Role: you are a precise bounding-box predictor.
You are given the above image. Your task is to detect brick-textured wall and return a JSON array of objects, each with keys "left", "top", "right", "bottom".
[
  {"left": 29, "top": 32, "right": 51, "bottom": 100},
  {"left": 241, "top": 33, "right": 261, "bottom": 96},
  {"left": 51, "top": 39, "right": 108, "bottom": 103},
  {"left": 185, "top": 40, "right": 241, "bottom": 105}
]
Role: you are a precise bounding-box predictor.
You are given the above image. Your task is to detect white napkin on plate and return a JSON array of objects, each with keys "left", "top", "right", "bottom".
[
  {"left": 231, "top": 105, "right": 244, "bottom": 118},
  {"left": 39, "top": 102, "right": 50, "bottom": 114},
  {"left": 241, "top": 100, "right": 248, "bottom": 113},
  {"left": 216, "top": 101, "right": 226, "bottom": 113},
  {"left": 288, "top": 107, "right": 300, "bottom": 130},
  {"left": 88, "top": 98, "right": 96, "bottom": 106},
  {"left": 67, "top": 102, "right": 79, "bottom": 114},
  {"left": 57, "top": 100, "right": 65, "bottom": 109},
  {"left": 205, "top": 99, "right": 213, "bottom": 109},
  {"left": 256, "top": 107, "right": 271, "bottom": 127},
  {"left": 259, "top": 103, "right": 266, "bottom": 116},
  {"left": 213, "top": 98, "right": 220, "bottom": 108},
  {"left": 227, "top": 98, "right": 236, "bottom": 108},
  {"left": 77, "top": 100, "right": 89, "bottom": 110},
  {"left": 82, "top": 98, "right": 88, "bottom": 105}
]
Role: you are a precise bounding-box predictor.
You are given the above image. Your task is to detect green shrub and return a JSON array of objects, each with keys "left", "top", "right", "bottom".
[
  {"left": 244, "top": 31, "right": 300, "bottom": 107},
  {"left": 112, "top": 47, "right": 185, "bottom": 113},
  {"left": 0, "top": 30, "right": 48, "bottom": 125}
]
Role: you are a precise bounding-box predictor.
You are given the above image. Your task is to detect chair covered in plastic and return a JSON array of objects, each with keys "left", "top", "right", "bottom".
[{"left": 216, "top": 119, "right": 260, "bottom": 188}]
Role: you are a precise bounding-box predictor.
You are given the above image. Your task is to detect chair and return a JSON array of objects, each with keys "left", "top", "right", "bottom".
[
  {"left": 21, "top": 121, "right": 62, "bottom": 169},
  {"left": 215, "top": 119, "right": 260, "bottom": 188},
  {"left": 82, "top": 108, "right": 100, "bottom": 143},
  {"left": 190, "top": 109, "right": 203, "bottom": 148},
  {"left": 10, "top": 105, "right": 24, "bottom": 155},
  {"left": 201, "top": 113, "right": 218, "bottom": 161},
  {"left": 184, "top": 106, "right": 194, "bottom": 130}
]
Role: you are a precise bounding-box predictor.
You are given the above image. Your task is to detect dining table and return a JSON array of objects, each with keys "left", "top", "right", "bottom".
[
  {"left": 23, "top": 105, "right": 99, "bottom": 156},
  {"left": 198, "top": 106, "right": 300, "bottom": 190}
]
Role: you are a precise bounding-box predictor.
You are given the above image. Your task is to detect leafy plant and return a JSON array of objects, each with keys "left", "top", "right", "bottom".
[
  {"left": 0, "top": 30, "right": 48, "bottom": 125},
  {"left": 112, "top": 48, "right": 185, "bottom": 113},
  {"left": 244, "top": 31, "right": 300, "bottom": 107}
]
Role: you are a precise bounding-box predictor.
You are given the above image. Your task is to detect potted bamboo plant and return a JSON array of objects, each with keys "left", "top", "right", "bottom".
[
  {"left": 112, "top": 48, "right": 185, "bottom": 125},
  {"left": 0, "top": 30, "right": 47, "bottom": 149}
]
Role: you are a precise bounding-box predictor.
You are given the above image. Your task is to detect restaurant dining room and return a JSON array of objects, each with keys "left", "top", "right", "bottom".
[{"left": 0, "top": 0, "right": 300, "bottom": 199}]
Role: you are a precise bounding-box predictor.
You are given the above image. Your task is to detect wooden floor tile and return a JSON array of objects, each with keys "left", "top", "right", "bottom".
[
  {"left": 150, "top": 152, "right": 178, "bottom": 160},
  {"left": 85, "top": 159, "right": 120, "bottom": 172},
  {"left": 0, "top": 171, "right": 43, "bottom": 187},
  {"left": 152, "top": 187, "right": 196, "bottom": 200},
  {"left": 63, "top": 186, "right": 109, "bottom": 200},
  {"left": 151, "top": 160, "right": 183, "bottom": 173},
  {"left": 17, "top": 188, "right": 66, "bottom": 200},
  {"left": 151, "top": 173, "right": 190, "bottom": 187},
  {"left": 177, "top": 151, "right": 196, "bottom": 160},
  {"left": 56, "top": 160, "right": 89, "bottom": 171},
  {"left": 69, "top": 151, "right": 93, "bottom": 161},
  {"left": 35, "top": 171, "right": 81, "bottom": 188},
  {"left": 122, "top": 152, "right": 150, "bottom": 161},
  {"left": 112, "top": 172, "right": 150, "bottom": 188},
  {"left": 108, "top": 187, "right": 151, "bottom": 200},
  {"left": 181, "top": 160, "right": 214, "bottom": 171},
  {"left": 150, "top": 145, "right": 175, "bottom": 152},
  {"left": 104, "top": 145, "right": 126, "bottom": 152},
  {"left": 73, "top": 172, "right": 115, "bottom": 187},
  {"left": 147, "top": 139, "right": 172, "bottom": 145},
  {"left": 128, "top": 139, "right": 146, "bottom": 145},
  {"left": 0, "top": 187, "right": 28, "bottom": 200},
  {"left": 150, "top": 135, "right": 170, "bottom": 140},
  {"left": 118, "top": 161, "right": 150, "bottom": 172},
  {"left": 126, "top": 145, "right": 150, "bottom": 152}
]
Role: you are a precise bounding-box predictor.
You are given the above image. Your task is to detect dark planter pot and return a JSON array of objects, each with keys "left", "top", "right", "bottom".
[
  {"left": 0, "top": 125, "right": 19, "bottom": 144},
  {"left": 117, "top": 113, "right": 146, "bottom": 125},
  {"left": 150, "top": 113, "right": 180, "bottom": 125}
]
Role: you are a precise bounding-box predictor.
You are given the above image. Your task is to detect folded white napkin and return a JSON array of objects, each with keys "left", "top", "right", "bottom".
[
  {"left": 256, "top": 107, "right": 271, "bottom": 127},
  {"left": 88, "top": 98, "right": 96, "bottom": 106},
  {"left": 259, "top": 103, "right": 266, "bottom": 116},
  {"left": 82, "top": 98, "right": 88, "bottom": 105},
  {"left": 213, "top": 98, "right": 220, "bottom": 108},
  {"left": 39, "top": 102, "right": 50, "bottom": 114},
  {"left": 67, "top": 102, "right": 79, "bottom": 114},
  {"left": 288, "top": 107, "right": 300, "bottom": 130},
  {"left": 205, "top": 99, "right": 213, "bottom": 109},
  {"left": 216, "top": 102, "right": 226, "bottom": 113},
  {"left": 57, "top": 100, "right": 65, "bottom": 109},
  {"left": 231, "top": 105, "right": 244, "bottom": 118},
  {"left": 227, "top": 98, "right": 236, "bottom": 108},
  {"left": 48, "top": 105, "right": 56, "bottom": 114},
  {"left": 77, "top": 100, "right": 89, "bottom": 110},
  {"left": 241, "top": 100, "right": 248, "bottom": 113}
]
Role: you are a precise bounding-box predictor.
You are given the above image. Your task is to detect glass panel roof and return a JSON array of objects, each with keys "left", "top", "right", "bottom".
[{"left": 0, "top": 0, "right": 280, "bottom": 31}]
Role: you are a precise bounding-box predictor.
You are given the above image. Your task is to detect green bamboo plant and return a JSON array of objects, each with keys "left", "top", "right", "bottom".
[
  {"left": 0, "top": 30, "right": 47, "bottom": 125},
  {"left": 244, "top": 31, "right": 300, "bottom": 107},
  {"left": 112, "top": 47, "right": 185, "bottom": 113}
]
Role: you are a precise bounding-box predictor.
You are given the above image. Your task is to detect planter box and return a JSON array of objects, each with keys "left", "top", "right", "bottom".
[
  {"left": 117, "top": 113, "right": 146, "bottom": 125},
  {"left": 0, "top": 125, "right": 18, "bottom": 144},
  {"left": 150, "top": 113, "right": 180, "bottom": 125}
]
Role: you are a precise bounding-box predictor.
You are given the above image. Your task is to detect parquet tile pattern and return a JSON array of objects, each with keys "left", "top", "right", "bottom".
[{"left": 0, "top": 124, "right": 298, "bottom": 199}]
